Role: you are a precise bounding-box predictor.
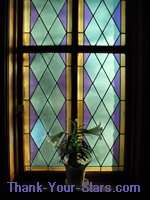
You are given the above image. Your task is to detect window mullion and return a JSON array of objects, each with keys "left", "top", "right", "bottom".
[
  {"left": 19, "top": 46, "right": 126, "bottom": 54},
  {"left": 71, "top": 0, "right": 79, "bottom": 122}
]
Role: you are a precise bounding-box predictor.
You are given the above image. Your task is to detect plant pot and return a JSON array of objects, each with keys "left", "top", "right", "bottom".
[{"left": 63, "top": 157, "right": 91, "bottom": 189}]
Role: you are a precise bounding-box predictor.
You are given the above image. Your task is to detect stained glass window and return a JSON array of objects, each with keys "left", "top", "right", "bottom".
[
  {"left": 78, "top": 0, "right": 126, "bottom": 46},
  {"left": 22, "top": 0, "right": 126, "bottom": 171},
  {"left": 23, "top": 53, "right": 72, "bottom": 170},
  {"left": 23, "top": 0, "right": 72, "bottom": 45},
  {"left": 77, "top": 53, "right": 125, "bottom": 171}
]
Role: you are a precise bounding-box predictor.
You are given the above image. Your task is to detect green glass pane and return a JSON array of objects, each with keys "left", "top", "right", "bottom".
[
  {"left": 49, "top": 54, "right": 65, "bottom": 81},
  {"left": 31, "top": 18, "right": 47, "bottom": 45},
  {"left": 50, "top": 119, "right": 64, "bottom": 136},
  {"left": 31, "top": 86, "right": 47, "bottom": 115},
  {"left": 96, "top": 53, "right": 108, "bottom": 65},
  {"left": 85, "top": 85, "right": 101, "bottom": 116},
  {"left": 86, "top": 0, "right": 100, "bottom": 13},
  {"left": 40, "top": 1, "right": 56, "bottom": 30},
  {"left": 97, "top": 35, "right": 108, "bottom": 45},
  {"left": 86, "top": 117, "right": 97, "bottom": 129},
  {"left": 43, "top": 34, "right": 54, "bottom": 45},
  {"left": 85, "top": 18, "right": 101, "bottom": 45},
  {"left": 85, "top": 135, "right": 99, "bottom": 150},
  {"left": 50, "top": 152, "right": 64, "bottom": 166},
  {"left": 32, "top": 0, "right": 47, "bottom": 14},
  {"left": 104, "top": 0, "right": 120, "bottom": 14},
  {"left": 85, "top": 119, "right": 99, "bottom": 148},
  {"left": 93, "top": 102, "right": 110, "bottom": 128},
  {"left": 42, "top": 53, "right": 54, "bottom": 65},
  {"left": 31, "top": 119, "right": 47, "bottom": 148},
  {"left": 103, "top": 119, "right": 119, "bottom": 149},
  {"left": 40, "top": 102, "right": 56, "bottom": 132},
  {"left": 40, "top": 136, "right": 56, "bottom": 164},
  {"left": 89, "top": 153, "right": 100, "bottom": 166},
  {"left": 49, "top": 85, "right": 65, "bottom": 115},
  {"left": 93, "top": 137, "right": 110, "bottom": 165},
  {"left": 94, "top": 69, "right": 110, "bottom": 98},
  {"left": 31, "top": 54, "right": 46, "bottom": 81},
  {"left": 102, "top": 152, "right": 117, "bottom": 166},
  {"left": 85, "top": 54, "right": 101, "bottom": 81},
  {"left": 103, "top": 86, "right": 119, "bottom": 115},
  {"left": 50, "top": 18, "right": 66, "bottom": 45},
  {"left": 95, "top": 2, "right": 111, "bottom": 30},
  {"left": 40, "top": 68, "right": 56, "bottom": 98},
  {"left": 51, "top": 0, "right": 66, "bottom": 14},
  {"left": 32, "top": 152, "right": 47, "bottom": 166},
  {"left": 103, "top": 18, "right": 120, "bottom": 45},
  {"left": 103, "top": 54, "right": 119, "bottom": 81}
]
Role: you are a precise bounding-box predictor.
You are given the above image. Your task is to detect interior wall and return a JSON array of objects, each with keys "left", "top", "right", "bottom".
[{"left": 0, "top": 0, "right": 9, "bottom": 183}]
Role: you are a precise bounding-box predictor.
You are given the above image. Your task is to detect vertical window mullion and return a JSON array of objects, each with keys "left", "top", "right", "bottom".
[{"left": 71, "top": 0, "right": 78, "bottom": 122}]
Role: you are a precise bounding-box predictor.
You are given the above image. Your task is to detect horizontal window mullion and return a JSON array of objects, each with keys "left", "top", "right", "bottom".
[
  {"left": 17, "top": 46, "right": 126, "bottom": 53},
  {"left": 16, "top": 46, "right": 74, "bottom": 53},
  {"left": 76, "top": 46, "right": 126, "bottom": 53}
]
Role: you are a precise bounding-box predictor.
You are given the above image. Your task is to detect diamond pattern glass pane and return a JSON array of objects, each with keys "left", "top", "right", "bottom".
[
  {"left": 23, "top": 53, "right": 71, "bottom": 169},
  {"left": 79, "top": 0, "right": 126, "bottom": 46},
  {"left": 78, "top": 53, "right": 126, "bottom": 169},
  {"left": 23, "top": 0, "right": 72, "bottom": 45}
]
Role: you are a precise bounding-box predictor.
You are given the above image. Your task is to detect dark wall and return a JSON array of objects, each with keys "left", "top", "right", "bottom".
[
  {"left": 0, "top": 0, "right": 9, "bottom": 184},
  {"left": 127, "top": 0, "right": 150, "bottom": 192},
  {"left": 141, "top": 0, "right": 150, "bottom": 192}
]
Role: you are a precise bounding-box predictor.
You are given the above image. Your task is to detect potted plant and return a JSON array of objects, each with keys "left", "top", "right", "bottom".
[{"left": 50, "top": 119, "right": 103, "bottom": 189}]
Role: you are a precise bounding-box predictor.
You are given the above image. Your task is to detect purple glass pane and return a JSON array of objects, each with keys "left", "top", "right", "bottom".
[
  {"left": 84, "top": 103, "right": 92, "bottom": 127},
  {"left": 60, "top": 53, "right": 66, "bottom": 63},
  {"left": 60, "top": 35, "right": 67, "bottom": 45},
  {"left": 113, "top": 69, "right": 120, "bottom": 97},
  {"left": 84, "top": 70, "right": 92, "bottom": 97},
  {"left": 31, "top": 2, "right": 39, "bottom": 30},
  {"left": 113, "top": 3, "right": 121, "bottom": 30},
  {"left": 84, "top": 53, "right": 90, "bottom": 64},
  {"left": 115, "top": 36, "right": 121, "bottom": 46},
  {"left": 84, "top": 3, "right": 92, "bottom": 29},
  {"left": 30, "top": 35, "right": 36, "bottom": 46},
  {"left": 30, "top": 69, "right": 38, "bottom": 97},
  {"left": 30, "top": 103, "right": 38, "bottom": 131},
  {"left": 58, "top": 70, "right": 66, "bottom": 97},
  {"left": 111, "top": 137, "right": 119, "bottom": 164},
  {"left": 58, "top": 103, "right": 66, "bottom": 130},
  {"left": 30, "top": 136, "right": 38, "bottom": 163},
  {"left": 112, "top": 103, "right": 120, "bottom": 131},
  {"left": 84, "top": 35, "right": 90, "bottom": 45},
  {"left": 114, "top": 53, "right": 120, "bottom": 64},
  {"left": 59, "top": 2, "right": 67, "bottom": 29},
  {"left": 30, "top": 53, "right": 35, "bottom": 64}
]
